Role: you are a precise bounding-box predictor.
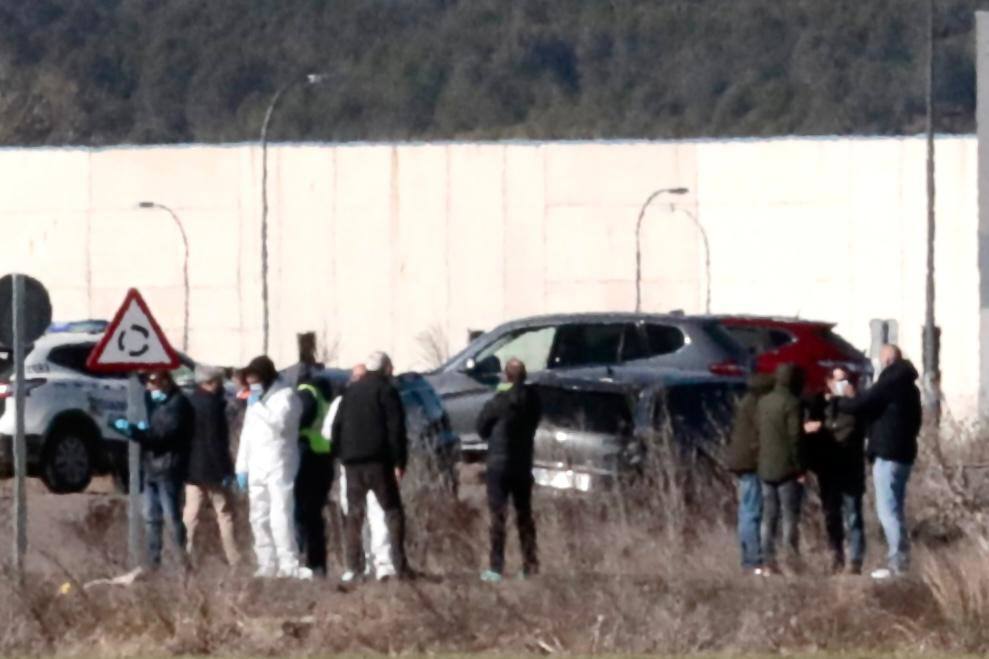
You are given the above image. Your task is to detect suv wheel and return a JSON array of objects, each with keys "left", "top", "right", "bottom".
[{"left": 42, "top": 428, "right": 93, "bottom": 494}]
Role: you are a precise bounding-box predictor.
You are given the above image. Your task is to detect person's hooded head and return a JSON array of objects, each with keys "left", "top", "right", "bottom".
[
  {"left": 195, "top": 364, "right": 225, "bottom": 393},
  {"left": 773, "top": 363, "right": 804, "bottom": 396},
  {"left": 747, "top": 372, "right": 775, "bottom": 395},
  {"left": 243, "top": 355, "right": 279, "bottom": 390},
  {"left": 146, "top": 370, "right": 176, "bottom": 403},
  {"left": 366, "top": 351, "right": 394, "bottom": 378}
]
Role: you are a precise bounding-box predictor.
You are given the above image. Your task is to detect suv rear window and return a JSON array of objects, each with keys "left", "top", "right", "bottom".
[
  {"left": 645, "top": 324, "right": 686, "bottom": 356},
  {"left": 819, "top": 329, "right": 865, "bottom": 359},
  {"left": 724, "top": 326, "right": 794, "bottom": 354},
  {"left": 47, "top": 343, "right": 118, "bottom": 379},
  {"left": 536, "top": 386, "right": 635, "bottom": 435}
]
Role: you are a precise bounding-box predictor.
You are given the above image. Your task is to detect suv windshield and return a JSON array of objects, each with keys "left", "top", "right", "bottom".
[{"left": 475, "top": 326, "right": 556, "bottom": 374}]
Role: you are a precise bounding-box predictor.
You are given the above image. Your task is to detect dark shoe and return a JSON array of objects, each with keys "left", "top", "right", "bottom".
[
  {"left": 397, "top": 568, "right": 419, "bottom": 582},
  {"left": 830, "top": 556, "right": 846, "bottom": 575},
  {"left": 847, "top": 562, "right": 863, "bottom": 576}
]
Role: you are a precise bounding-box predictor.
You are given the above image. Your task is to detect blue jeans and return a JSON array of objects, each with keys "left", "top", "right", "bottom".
[
  {"left": 842, "top": 493, "right": 866, "bottom": 566},
  {"left": 873, "top": 458, "right": 912, "bottom": 572},
  {"left": 143, "top": 476, "right": 187, "bottom": 567},
  {"left": 736, "top": 473, "right": 763, "bottom": 569}
]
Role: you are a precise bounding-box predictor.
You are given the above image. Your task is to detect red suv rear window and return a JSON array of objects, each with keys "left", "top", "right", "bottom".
[{"left": 818, "top": 328, "right": 865, "bottom": 359}]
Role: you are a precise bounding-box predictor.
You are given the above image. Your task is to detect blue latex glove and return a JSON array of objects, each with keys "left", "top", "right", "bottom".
[
  {"left": 136, "top": 420, "right": 149, "bottom": 432},
  {"left": 112, "top": 418, "right": 133, "bottom": 436},
  {"left": 236, "top": 473, "right": 249, "bottom": 492}
]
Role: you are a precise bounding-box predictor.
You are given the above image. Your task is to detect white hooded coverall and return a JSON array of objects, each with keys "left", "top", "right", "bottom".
[
  {"left": 236, "top": 379, "right": 303, "bottom": 576},
  {"left": 323, "top": 396, "right": 396, "bottom": 579}
]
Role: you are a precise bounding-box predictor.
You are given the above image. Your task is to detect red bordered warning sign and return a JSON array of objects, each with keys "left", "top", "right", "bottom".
[{"left": 86, "top": 288, "right": 181, "bottom": 373}]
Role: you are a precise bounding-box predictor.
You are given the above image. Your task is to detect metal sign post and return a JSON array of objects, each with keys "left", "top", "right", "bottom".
[
  {"left": 11, "top": 275, "right": 27, "bottom": 578},
  {"left": 125, "top": 375, "right": 144, "bottom": 567},
  {"left": 1, "top": 273, "right": 52, "bottom": 578}
]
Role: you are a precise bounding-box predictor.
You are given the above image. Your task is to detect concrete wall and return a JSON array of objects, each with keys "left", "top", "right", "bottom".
[{"left": 0, "top": 136, "right": 980, "bottom": 416}]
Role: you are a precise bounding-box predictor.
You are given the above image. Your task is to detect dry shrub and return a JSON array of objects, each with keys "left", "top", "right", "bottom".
[{"left": 5, "top": 421, "right": 989, "bottom": 655}]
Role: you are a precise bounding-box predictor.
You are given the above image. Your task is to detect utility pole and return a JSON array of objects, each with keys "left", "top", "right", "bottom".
[{"left": 923, "top": 0, "right": 941, "bottom": 422}]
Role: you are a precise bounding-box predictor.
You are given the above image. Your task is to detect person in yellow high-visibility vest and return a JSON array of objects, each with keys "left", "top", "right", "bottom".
[{"left": 293, "top": 378, "right": 335, "bottom": 577}]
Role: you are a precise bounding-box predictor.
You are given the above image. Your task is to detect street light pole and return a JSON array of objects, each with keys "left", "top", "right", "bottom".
[
  {"left": 635, "top": 187, "right": 689, "bottom": 312},
  {"left": 260, "top": 73, "right": 328, "bottom": 355},
  {"left": 923, "top": 0, "right": 941, "bottom": 422},
  {"left": 671, "top": 205, "right": 711, "bottom": 314},
  {"left": 138, "top": 201, "right": 190, "bottom": 352}
]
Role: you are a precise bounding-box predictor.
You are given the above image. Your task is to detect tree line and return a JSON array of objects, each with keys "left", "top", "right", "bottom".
[{"left": 0, "top": 0, "right": 986, "bottom": 146}]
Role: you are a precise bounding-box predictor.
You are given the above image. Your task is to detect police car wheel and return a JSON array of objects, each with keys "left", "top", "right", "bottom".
[{"left": 42, "top": 430, "right": 93, "bottom": 494}]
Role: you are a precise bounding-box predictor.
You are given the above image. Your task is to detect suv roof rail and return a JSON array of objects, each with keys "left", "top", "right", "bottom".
[{"left": 48, "top": 320, "right": 109, "bottom": 335}]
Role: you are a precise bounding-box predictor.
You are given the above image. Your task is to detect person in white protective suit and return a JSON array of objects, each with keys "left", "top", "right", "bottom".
[
  {"left": 323, "top": 363, "right": 396, "bottom": 581},
  {"left": 235, "top": 355, "right": 311, "bottom": 580}
]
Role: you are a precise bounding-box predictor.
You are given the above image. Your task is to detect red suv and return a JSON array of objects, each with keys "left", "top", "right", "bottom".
[{"left": 712, "top": 316, "right": 872, "bottom": 395}]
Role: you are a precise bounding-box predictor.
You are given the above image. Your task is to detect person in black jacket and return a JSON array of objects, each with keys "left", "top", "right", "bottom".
[
  {"left": 476, "top": 358, "right": 542, "bottom": 583},
  {"left": 331, "top": 351, "right": 411, "bottom": 582},
  {"left": 805, "top": 368, "right": 867, "bottom": 574},
  {"left": 183, "top": 365, "right": 241, "bottom": 567},
  {"left": 838, "top": 345, "right": 922, "bottom": 578},
  {"left": 115, "top": 370, "right": 194, "bottom": 569},
  {"left": 293, "top": 377, "right": 335, "bottom": 577}
]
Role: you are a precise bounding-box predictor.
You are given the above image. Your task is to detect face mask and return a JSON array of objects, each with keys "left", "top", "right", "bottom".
[
  {"left": 834, "top": 380, "right": 848, "bottom": 396},
  {"left": 150, "top": 390, "right": 168, "bottom": 403},
  {"left": 249, "top": 383, "right": 264, "bottom": 395}
]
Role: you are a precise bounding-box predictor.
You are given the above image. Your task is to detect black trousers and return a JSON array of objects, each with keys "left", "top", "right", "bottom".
[
  {"left": 343, "top": 461, "right": 408, "bottom": 576},
  {"left": 294, "top": 450, "right": 333, "bottom": 574},
  {"left": 487, "top": 467, "right": 538, "bottom": 575}
]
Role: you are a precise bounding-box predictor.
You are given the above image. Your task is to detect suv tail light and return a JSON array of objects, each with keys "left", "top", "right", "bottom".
[
  {"left": 0, "top": 379, "right": 47, "bottom": 399},
  {"left": 709, "top": 361, "right": 746, "bottom": 377}
]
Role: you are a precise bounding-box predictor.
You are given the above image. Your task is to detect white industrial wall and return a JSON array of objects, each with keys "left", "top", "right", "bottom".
[{"left": 0, "top": 136, "right": 979, "bottom": 417}]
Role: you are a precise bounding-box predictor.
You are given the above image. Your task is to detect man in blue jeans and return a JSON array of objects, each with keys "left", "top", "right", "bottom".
[
  {"left": 839, "top": 345, "right": 921, "bottom": 578},
  {"left": 116, "top": 370, "right": 194, "bottom": 569},
  {"left": 725, "top": 373, "right": 775, "bottom": 574}
]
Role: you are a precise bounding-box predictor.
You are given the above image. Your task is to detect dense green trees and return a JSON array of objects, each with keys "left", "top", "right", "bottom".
[{"left": 0, "top": 0, "right": 985, "bottom": 146}]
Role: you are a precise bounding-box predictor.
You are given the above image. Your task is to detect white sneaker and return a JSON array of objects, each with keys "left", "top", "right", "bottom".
[
  {"left": 870, "top": 568, "right": 894, "bottom": 580},
  {"left": 340, "top": 571, "right": 358, "bottom": 584},
  {"left": 752, "top": 568, "right": 770, "bottom": 577},
  {"left": 254, "top": 566, "right": 277, "bottom": 579},
  {"left": 274, "top": 565, "right": 314, "bottom": 580}
]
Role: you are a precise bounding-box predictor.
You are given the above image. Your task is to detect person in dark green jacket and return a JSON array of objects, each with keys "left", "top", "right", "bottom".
[
  {"left": 756, "top": 363, "right": 807, "bottom": 573},
  {"left": 725, "top": 373, "right": 775, "bottom": 573}
]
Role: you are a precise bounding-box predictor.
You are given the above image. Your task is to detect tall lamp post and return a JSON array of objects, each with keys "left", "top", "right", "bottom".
[
  {"left": 671, "top": 205, "right": 712, "bottom": 314},
  {"left": 138, "top": 201, "right": 190, "bottom": 352},
  {"left": 260, "top": 72, "right": 328, "bottom": 355},
  {"left": 923, "top": 0, "right": 941, "bottom": 422},
  {"left": 635, "top": 187, "right": 689, "bottom": 312}
]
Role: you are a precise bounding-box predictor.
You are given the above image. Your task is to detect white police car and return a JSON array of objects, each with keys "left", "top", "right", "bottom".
[{"left": 0, "top": 327, "right": 195, "bottom": 493}]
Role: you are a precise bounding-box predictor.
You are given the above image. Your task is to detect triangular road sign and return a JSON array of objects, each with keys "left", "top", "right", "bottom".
[{"left": 86, "top": 289, "right": 181, "bottom": 373}]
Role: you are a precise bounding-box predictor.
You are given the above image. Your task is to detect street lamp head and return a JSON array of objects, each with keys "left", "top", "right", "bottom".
[
  {"left": 667, "top": 187, "right": 690, "bottom": 195},
  {"left": 137, "top": 201, "right": 155, "bottom": 209},
  {"left": 305, "top": 73, "right": 329, "bottom": 85}
]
